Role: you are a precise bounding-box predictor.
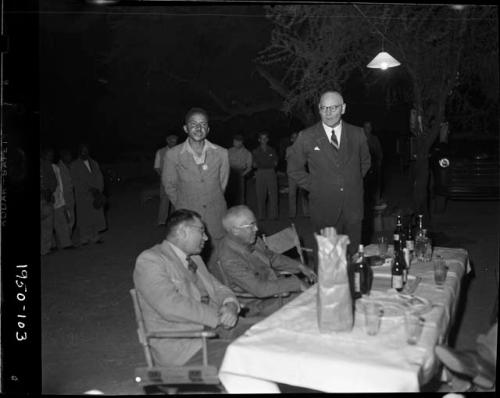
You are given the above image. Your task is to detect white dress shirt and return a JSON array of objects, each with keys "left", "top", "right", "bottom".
[{"left": 322, "top": 121, "right": 342, "bottom": 147}]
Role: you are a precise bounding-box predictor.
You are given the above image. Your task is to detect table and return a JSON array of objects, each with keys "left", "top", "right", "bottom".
[{"left": 219, "top": 246, "right": 471, "bottom": 393}]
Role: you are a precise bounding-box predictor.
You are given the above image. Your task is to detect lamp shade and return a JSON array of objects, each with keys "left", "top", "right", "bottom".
[{"left": 367, "top": 51, "right": 401, "bottom": 70}]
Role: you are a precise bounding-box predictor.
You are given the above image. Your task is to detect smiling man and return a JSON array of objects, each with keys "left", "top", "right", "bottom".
[
  {"left": 287, "top": 90, "right": 371, "bottom": 256},
  {"left": 162, "top": 108, "right": 230, "bottom": 250}
]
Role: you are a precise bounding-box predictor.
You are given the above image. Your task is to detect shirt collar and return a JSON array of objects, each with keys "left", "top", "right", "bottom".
[
  {"left": 180, "top": 139, "right": 216, "bottom": 155},
  {"left": 322, "top": 121, "right": 342, "bottom": 139},
  {"left": 166, "top": 240, "right": 189, "bottom": 269}
]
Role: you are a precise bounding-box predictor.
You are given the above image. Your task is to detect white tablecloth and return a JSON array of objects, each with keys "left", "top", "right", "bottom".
[{"left": 219, "top": 247, "right": 471, "bottom": 393}]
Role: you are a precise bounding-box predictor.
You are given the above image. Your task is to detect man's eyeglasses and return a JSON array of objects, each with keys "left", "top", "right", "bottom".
[
  {"left": 235, "top": 221, "right": 258, "bottom": 230},
  {"left": 187, "top": 224, "right": 206, "bottom": 235},
  {"left": 319, "top": 104, "right": 343, "bottom": 113},
  {"left": 187, "top": 122, "right": 209, "bottom": 130}
]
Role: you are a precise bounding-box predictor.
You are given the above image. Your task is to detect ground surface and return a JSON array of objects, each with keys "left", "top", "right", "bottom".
[{"left": 41, "top": 162, "right": 499, "bottom": 394}]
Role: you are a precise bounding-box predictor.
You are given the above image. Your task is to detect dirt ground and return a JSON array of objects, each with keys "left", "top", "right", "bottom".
[{"left": 41, "top": 162, "right": 499, "bottom": 394}]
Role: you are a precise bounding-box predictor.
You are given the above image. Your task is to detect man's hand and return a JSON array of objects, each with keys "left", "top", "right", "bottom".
[
  {"left": 299, "top": 280, "right": 310, "bottom": 292},
  {"left": 218, "top": 302, "right": 238, "bottom": 329},
  {"left": 298, "top": 264, "right": 317, "bottom": 284}
]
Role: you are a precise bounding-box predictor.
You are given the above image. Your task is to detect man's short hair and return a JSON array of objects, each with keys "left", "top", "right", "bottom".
[
  {"left": 233, "top": 134, "right": 244, "bottom": 142},
  {"left": 258, "top": 131, "right": 269, "bottom": 139},
  {"left": 165, "top": 209, "right": 202, "bottom": 238},
  {"left": 184, "top": 107, "right": 209, "bottom": 124}
]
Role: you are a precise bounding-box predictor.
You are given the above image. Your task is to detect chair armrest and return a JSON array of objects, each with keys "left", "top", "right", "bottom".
[
  {"left": 237, "top": 291, "right": 290, "bottom": 299},
  {"left": 147, "top": 330, "right": 218, "bottom": 339}
]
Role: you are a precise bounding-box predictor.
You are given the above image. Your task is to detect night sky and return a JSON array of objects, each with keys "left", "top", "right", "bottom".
[{"left": 6, "top": 1, "right": 410, "bottom": 162}]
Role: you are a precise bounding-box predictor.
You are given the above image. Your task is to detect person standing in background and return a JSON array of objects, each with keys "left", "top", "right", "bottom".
[
  {"left": 363, "top": 121, "right": 386, "bottom": 210},
  {"left": 287, "top": 90, "right": 371, "bottom": 257},
  {"left": 40, "top": 147, "right": 57, "bottom": 256},
  {"left": 71, "top": 143, "right": 106, "bottom": 245},
  {"left": 163, "top": 108, "right": 229, "bottom": 252},
  {"left": 286, "top": 132, "right": 309, "bottom": 218},
  {"left": 252, "top": 131, "right": 279, "bottom": 221},
  {"left": 52, "top": 160, "right": 74, "bottom": 250},
  {"left": 154, "top": 134, "right": 178, "bottom": 225},
  {"left": 227, "top": 134, "right": 252, "bottom": 206},
  {"left": 58, "top": 149, "right": 76, "bottom": 238}
]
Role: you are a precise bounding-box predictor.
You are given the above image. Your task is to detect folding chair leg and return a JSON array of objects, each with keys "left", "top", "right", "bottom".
[{"left": 202, "top": 336, "right": 208, "bottom": 367}]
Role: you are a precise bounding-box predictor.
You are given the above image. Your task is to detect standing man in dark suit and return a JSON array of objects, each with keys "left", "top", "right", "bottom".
[{"left": 287, "top": 90, "right": 371, "bottom": 256}]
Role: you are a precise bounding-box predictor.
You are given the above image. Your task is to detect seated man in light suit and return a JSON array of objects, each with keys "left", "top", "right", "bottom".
[
  {"left": 133, "top": 209, "right": 249, "bottom": 369},
  {"left": 212, "top": 205, "right": 317, "bottom": 317}
]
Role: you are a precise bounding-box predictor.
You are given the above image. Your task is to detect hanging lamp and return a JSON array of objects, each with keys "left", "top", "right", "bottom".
[
  {"left": 367, "top": 36, "right": 401, "bottom": 70},
  {"left": 367, "top": 51, "right": 401, "bottom": 70}
]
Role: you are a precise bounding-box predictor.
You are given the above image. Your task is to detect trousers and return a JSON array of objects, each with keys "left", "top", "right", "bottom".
[
  {"left": 53, "top": 206, "right": 73, "bottom": 248},
  {"left": 255, "top": 169, "right": 278, "bottom": 220},
  {"left": 288, "top": 177, "right": 309, "bottom": 217},
  {"left": 158, "top": 183, "right": 171, "bottom": 225}
]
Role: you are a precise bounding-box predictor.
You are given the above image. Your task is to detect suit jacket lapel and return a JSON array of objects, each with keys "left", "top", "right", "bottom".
[
  {"left": 339, "top": 121, "right": 353, "bottom": 166},
  {"left": 314, "top": 122, "right": 340, "bottom": 167},
  {"left": 191, "top": 256, "right": 216, "bottom": 299}
]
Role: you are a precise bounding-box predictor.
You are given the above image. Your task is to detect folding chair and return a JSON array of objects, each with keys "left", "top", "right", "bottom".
[
  {"left": 130, "top": 288, "right": 223, "bottom": 394},
  {"left": 262, "top": 223, "right": 312, "bottom": 265}
]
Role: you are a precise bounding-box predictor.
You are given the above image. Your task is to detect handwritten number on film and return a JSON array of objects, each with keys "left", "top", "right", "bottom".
[{"left": 15, "top": 264, "right": 28, "bottom": 341}]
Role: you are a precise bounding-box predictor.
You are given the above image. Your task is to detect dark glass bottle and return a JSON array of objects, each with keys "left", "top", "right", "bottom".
[
  {"left": 391, "top": 240, "right": 404, "bottom": 292},
  {"left": 394, "top": 215, "right": 404, "bottom": 245},
  {"left": 352, "top": 244, "right": 373, "bottom": 299},
  {"left": 405, "top": 222, "right": 415, "bottom": 253}
]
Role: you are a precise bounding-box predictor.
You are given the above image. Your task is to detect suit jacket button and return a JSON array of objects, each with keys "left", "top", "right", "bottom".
[{"left": 340, "top": 188, "right": 344, "bottom": 192}]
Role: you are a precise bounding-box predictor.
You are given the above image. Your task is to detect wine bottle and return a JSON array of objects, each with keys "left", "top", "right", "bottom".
[
  {"left": 351, "top": 258, "right": 361, "bottom": 300},
  {"left": 394, "top": 215, "right": 404, "bottom": 244},
  {"left": 405, "top": 222, "right": 415, "bottom": 253},
  {"left": 352, "top": 244, "right": 373, "bottom": 299},
  {"left": 391, "top": 240, "right": 404, "bottom": 292},
  {"left": 358, "top": 244, "right": 373, "bottom": 295}
]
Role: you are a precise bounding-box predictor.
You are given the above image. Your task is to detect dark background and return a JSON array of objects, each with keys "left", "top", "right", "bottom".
[{"left": 7, "top": 1, "right": 410, "bottom": 162}]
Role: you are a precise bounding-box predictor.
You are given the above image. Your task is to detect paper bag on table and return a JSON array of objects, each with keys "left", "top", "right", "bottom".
[{"left": 315, "top": 229, "right": 353, "bottom": 333}]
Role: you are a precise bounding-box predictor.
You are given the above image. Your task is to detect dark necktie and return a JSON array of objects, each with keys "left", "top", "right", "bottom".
[
  {"left": 330, "top": 130, "right": 339, "bottom": 150},
  {"left": 186, "top": 256, "right": 209, "bottom": 304},
  {"left": 186, "top": 256, "right": 198, "bottom": 273}
]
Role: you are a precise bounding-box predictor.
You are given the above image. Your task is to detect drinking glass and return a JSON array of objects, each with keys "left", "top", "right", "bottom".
[
  {"left": 364, "top": 302, "right": 383, "bottom": 336},
  {"left": 377, "top": 236, "right": 388, "bottom": 258},
  {"left": 404, "top": 311, "right": 424, "bottom": 345},
  {"left": 423, "top": 236, "right": 433, "bottom": 262},
  {"left": 434, "top": 257, "right": 448, "bottom": 285}
]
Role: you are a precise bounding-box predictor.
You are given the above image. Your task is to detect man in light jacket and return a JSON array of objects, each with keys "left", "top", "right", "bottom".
[{"left": 133, "top": 209, "right": 244, "bottom": 368}]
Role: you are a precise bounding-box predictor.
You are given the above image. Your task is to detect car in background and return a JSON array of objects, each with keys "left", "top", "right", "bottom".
[{"left": 430, "top": 136, "right": 499, "bottom": 212}]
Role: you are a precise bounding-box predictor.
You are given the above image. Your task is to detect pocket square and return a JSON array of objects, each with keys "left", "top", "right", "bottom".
[{"left": 314, "top": 146, "right": 320, "bottom": 151}]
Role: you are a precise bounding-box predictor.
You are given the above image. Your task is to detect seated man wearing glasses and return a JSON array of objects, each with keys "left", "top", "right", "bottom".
[
  {"left": 211, "top": 205, "right": 317, "bottom": 317},
  {"left": 133, "top": 209, "right": 248, "bottom": 368}
]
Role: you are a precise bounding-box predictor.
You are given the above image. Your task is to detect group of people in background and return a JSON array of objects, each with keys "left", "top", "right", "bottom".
[
  {"left": 40, "top": 143, "right": 106, "bottom": 255},
  {"left": 154, "top": 90, "right": 384, "bottom": 258}
]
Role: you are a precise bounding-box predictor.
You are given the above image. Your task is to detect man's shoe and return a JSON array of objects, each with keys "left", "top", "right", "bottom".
[{"left": 435, "top": 346, "right": 495, "bottom": 388}]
